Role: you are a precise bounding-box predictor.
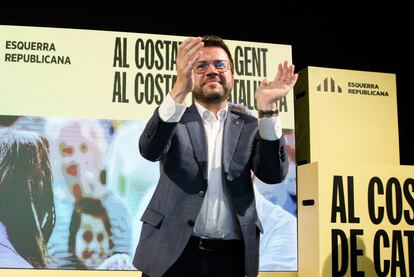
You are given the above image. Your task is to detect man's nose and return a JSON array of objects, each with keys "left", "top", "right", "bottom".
[{"left": 205, "top": 63, "right": 219, "bottom": 74}]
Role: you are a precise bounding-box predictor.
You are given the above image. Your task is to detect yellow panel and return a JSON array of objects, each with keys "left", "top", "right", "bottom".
[
  {"left": 298, "top": 162, "right": 414, "bottom": 277},
  {"left": 297, "top": 162, "right": 320, "bottom": 277},
  {"left": 295, "top": 67, "right": 399, "bottom": 165},
  {"left": 0, "top": 25, "right": 294, "bottom": 128}
]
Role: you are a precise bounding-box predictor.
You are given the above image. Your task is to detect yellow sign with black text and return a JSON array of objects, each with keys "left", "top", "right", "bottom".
[
  {"left": 0, "top": 25, "right": 297, "bottom": 277},
  {"left": 0, "top": 25, "right": 294, "bottom": 128},
  {"left": 294, "top": 66, "right": 399, "bottom": 165},
  {"left": 298, "top": 162, "right": 413, "bottom": 277}
]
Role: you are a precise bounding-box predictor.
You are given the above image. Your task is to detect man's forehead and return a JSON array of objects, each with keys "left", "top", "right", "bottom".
[{"left": 200, "top": 47, "right": 228, "bottom": 60}]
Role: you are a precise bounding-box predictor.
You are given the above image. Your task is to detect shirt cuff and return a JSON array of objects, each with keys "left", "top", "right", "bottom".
[
  {"left": 258, "top": 116, "right": 283, "bottom": 140},
  {"left": 158, "top": 93, "right": 188, "bottom": 122}
]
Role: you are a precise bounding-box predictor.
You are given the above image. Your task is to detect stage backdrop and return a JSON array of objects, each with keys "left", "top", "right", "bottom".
[{"left": 0, "top": 25, "right": 297, "bottom": 276}]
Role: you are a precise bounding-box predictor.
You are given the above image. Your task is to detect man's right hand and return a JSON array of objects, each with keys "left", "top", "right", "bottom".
[{"left": 170, "top": 37, "right": 204, "bottom": 104}]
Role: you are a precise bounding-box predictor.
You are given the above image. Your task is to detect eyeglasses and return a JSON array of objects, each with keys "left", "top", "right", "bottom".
[{"left": 194, "top": 60, "right": 229, "bottom": 74}]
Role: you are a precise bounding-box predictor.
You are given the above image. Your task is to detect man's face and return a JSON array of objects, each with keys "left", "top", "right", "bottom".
[
  {"left": 192, "top": 47, "right": 233, "bottom": 105},
  {"left": 74, "top": 213, "right": 111, "bottom": 268}
]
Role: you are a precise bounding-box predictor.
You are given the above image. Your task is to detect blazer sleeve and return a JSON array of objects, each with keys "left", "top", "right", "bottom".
[
  {"left": 252, "top": 136, "right": 289, "bottom": 184},
  {"left": 139, "top": 108, "right": 178, "bottom": 162}
]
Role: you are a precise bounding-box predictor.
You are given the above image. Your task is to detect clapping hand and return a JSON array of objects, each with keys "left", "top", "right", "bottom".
[{"left": 255, "top": 61, "right": 298, "bottom": 111}]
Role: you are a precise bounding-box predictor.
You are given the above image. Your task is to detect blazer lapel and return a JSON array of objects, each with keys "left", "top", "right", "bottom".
[
  {"left": 223, "top": 111, "right": 244, "bottom": 174},
  {"left": 183, "top": 104, "right": 208, "bottom": 183}
]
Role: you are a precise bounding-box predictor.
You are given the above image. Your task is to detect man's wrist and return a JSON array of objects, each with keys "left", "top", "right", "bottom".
[
  {"left": 170, "top": 86, "right": 190, "bottom": 104},
  {"left": 257, "top": 109, "right": 279, "bottom": 118}
]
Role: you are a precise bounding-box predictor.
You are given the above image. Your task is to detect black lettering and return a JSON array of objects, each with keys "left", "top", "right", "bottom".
[
  {"left": 234, "top": 47, "right": 269, "bottom": 77},
  {"left": 368, "top": 177, "right": 384, "bottom": 224},
  {"left": 134, "top": 72, "right": 144, "bottom": 104},
  {"left": 112, "top": 72, "right": 129, "bottom": 103},
  {"left": 386, "top": 177, "right": 403, "bottom": 225},
  {"left": 169, "top": 41, "right": 178, "bottom": 71},
  {"left": 170, "top": 74, "right": 177, "bottom": 91},
  {"left": 234, "top": 46, "right": 244, "bottom": 75},
  {"left": 252, "top": 81, "right": 258, "bottom": 110},
  {"left": 278, "top": 96, "right": 288, "bottom": 113},
  {"left": 144, "top": 73, "right": 155, "bottom": 104},
  {"left": 238, "top": 79, "right": 247, "bottom": 106},
  {"left": 113, "top": 38, "right": 122, "bottom": 67},
  {"left": 251, "top": 48, "right": 268, "bottom": 77},
  {"left": 331, "top": 176, "right": 347, "bottom": 223},
  {"left": 404, "top": 178, "right": 414, "bottom": 225},
  {"left": 243, "top": 47, "right": 253, "bottom": 76},
  {"left": 374, "top": 229, "right": 390, "bottom": 277},
  {"left": 350, "top": 229, "right": 364, "bottom": 276},
  {"left": 232, "top": 79, "right": 260, "bottom": 109},
  {"left": 164, "top": 40, "right": 171, "bottom": 70},
  {"left": 404, "top": 230, "right": 414, "bottom": 275},
  {"left": 332, "top": 229, "right": 348, "bottom": 276},
  {"left": 348, "top": 176, "right": 360, "bottom": 223},
  {"left": 134, "top": 39, "right": 180, "bottom": 71},
  {"left": 135, "top": 38, "right": 144, "bottom": 69},
  {"left": 245, "top": 80, "right": 254, "bottom": 110},
  {"left": 154, "top": 74, "right": 165, "bottom": 105},
  {"left": 145, "top": 39, "right": 155, "bottom": 70},
  {"left": 391, "top": 230, "right": 406, "bottom": 277},
  {"left": 154, "top": 40, "right": 164, "bottom": 70},
  {"left": 163, "top": 74, "right": 173, "bottom": 93},
  {"left": 113, "top": 37, "right": 129, "bottom": 68}
]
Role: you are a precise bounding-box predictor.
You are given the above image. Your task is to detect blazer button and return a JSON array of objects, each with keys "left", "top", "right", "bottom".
[
  {"left": 188, "top": 220, "right": 195, "bottom": 227},
  {"left": 198, "top": 190, "right": 205, "bottom": 197}
]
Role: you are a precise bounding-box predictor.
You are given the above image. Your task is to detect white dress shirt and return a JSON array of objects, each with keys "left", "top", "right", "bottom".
[
  {"left": 158, "top": 93, "right": 282, "bottom": 239},
  {"left": 192, "top": 102, "right": 242, "bottom": 239}
]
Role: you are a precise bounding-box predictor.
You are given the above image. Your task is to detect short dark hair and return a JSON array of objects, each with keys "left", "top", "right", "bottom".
[
  {"left": 202, "top": 35, "right": 234, "bottom": 74},
  {"left": 68, "top": 196, "right": 114, "bottom": 256}
]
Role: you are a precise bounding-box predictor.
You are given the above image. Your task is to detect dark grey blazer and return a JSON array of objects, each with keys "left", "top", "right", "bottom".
[{"left": 133, "top": 104, "right": 289, "bottom": 277}]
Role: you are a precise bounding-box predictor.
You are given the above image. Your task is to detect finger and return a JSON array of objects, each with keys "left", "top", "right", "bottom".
[
  {"left": 283, "top": 65, "right": 292, "bottom": 83},
  {"left": 288, "top": 64, "right": 295, "bottom": 77},
  {"left": 260, "top": 78, "right": 271, "bottom": 88},
  {"left": 280, "top": 60, "right": 289, "bottom": 82},
  {"left": 274, "top": 63, "right": 283, "bottom": 82},
  {"left": 285, "top": 64, "right": 296, "bottom": 84},
  {"left": 177, "top": 37, "right": 194, "bottom": 59},
  {"left": 183, "top": 37, "right": 203, "bottom": 57},
  {"left": 275, "top": 61, "right": 289, "bottom": 83},
  {"left": 177, "top": 37, "right": 202, "bottom": 61},
  {"left": 186, "top": 49, "right": 203, "bottom": 69},
  {"left": 182, "top": 39, "right": 204, "bottom": 70},
  {"left": 179, "top": 37, "right": 195, "bottom": 49},
  {"left": 290, "top": 73, "right": 299, "bottom": 86}
]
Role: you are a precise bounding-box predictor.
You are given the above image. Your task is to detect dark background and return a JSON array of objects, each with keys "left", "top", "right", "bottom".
[{"left": 2, "top": 2, "right": 412, "bottom": 165}]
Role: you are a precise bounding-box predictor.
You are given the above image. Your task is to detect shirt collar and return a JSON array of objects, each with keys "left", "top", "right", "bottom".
[{"left": 194, "top": 102, "right": 228, "bottom": 123}]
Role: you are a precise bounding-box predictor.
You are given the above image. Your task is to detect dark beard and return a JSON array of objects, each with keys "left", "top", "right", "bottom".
[{"left": 193, "top": 83, "right": 232, "bottom": 104}]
